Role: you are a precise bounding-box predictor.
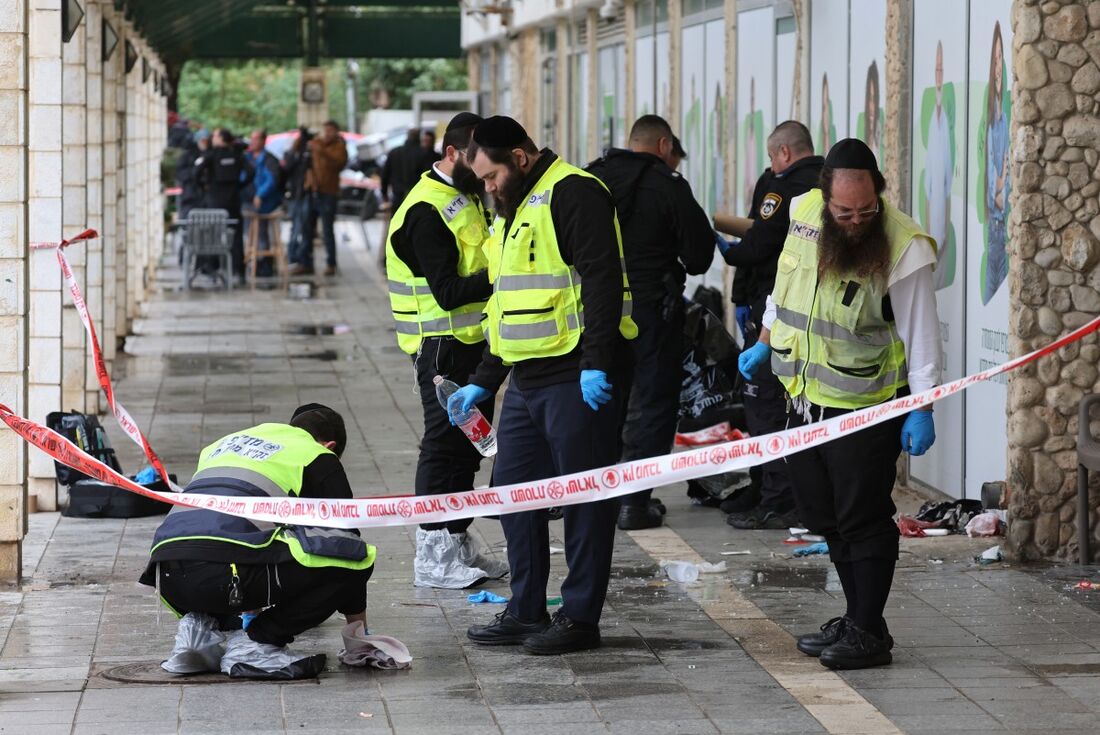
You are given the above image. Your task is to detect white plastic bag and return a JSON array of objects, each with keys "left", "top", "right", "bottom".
[
  {"left": 220, "top": 630, "right": 326, "bottom": 680},
  {"left": 414, "top": 529, "right": 508, "bottom": 589},
  {"left": 161, "top": 613, "right": 225, "bottom": 674},
  {"left": 965, "top": 511, "right": 1003, "bottom": 537}
]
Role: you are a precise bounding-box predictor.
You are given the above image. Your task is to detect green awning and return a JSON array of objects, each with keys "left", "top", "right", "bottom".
[{"left": 120, "top": 0, "right": 461, "bottom": 63}]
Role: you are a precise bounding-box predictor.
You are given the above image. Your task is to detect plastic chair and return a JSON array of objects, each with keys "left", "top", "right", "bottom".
[
  {"left": 1076, "top": 394, "right": 1100, "bottom": 563},
  {"left": 180, "top": 208, "right": 234, "bottom": 290},
  {"left": 243, "top": 209, "right": 288, "bottom": 291}
]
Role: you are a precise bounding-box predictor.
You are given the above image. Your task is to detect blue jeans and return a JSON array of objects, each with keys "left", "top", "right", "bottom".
[{"left": 313, "top": 193, "right": 338, "bottom": 269}]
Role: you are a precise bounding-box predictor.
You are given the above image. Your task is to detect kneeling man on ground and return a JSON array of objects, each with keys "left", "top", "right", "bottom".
[{"left": 139, "top": 404, "right": 375, "bottom": 679}]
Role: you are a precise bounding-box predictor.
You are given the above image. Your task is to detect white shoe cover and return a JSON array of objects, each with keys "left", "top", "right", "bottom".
[{"left": 413, "top": 529, "right": 507, "bottom": 589}]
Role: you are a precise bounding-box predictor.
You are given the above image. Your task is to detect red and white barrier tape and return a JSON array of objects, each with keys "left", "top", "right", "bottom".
[
  {"left": 30, "top": 230, "right": 177, "bottom": 489},
  {"left": 3, "top": 313, "right": 1098, "bottom": 529}
]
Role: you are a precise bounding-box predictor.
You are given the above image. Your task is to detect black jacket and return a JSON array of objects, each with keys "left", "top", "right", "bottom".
[
  {"left": 724, "top": 155, "right": 824, "bottom": 313},
  {"left": 586, "top": 149, "right": 715, "bottom": 304},
  {"left": 472, "top": 150, "right": 627, "bottom": 392},
  {"left": 198, "top": 145, "right": 252, "bottom": 212},
  {"left": 389, "top": 169, "right": 492, "bottom": 312},
  {"left": 382, "top": 141, "right": 433, "bottom": 209}
]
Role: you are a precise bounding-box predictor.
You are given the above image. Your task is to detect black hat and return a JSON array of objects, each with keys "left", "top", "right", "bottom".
[
  {"left": 447, "top": 112, "right": 483, "bottom": 132},
  {"left": 292, "top": 402, "right": 332, "bottom": 419},
  {"left": 473, "top": 115, "right": 528, "bottom": 148},
  {"left": 824, "top": 138, "right": 879, "bottom": 171}
]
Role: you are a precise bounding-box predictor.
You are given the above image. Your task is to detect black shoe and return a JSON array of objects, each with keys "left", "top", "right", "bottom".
[
  {"left": 467, "top": 610, "right": 550, "bottom": 646},
  {"left": 719, "top": 485, "right": 761, "bottom": 514},
  {"left": 819, "top": 623, "right": 893, "bottom": 670},
  {"left": 726, "top": 506, "right": 798, "bottom": 530},
  {"left": 796, "top": 616, "right": 851, "bottom": 657},
  {"left": 618, "top": 503, "right": 663, "bottom": 530},
  {"left": 522, "top": 611, "right": 601, "bottom": 655},
  {"left": 546, "top": 507, "right": 563, "bottom": 521}
]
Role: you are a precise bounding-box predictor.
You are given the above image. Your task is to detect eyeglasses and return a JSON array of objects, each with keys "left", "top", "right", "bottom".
[{"left": 829, "top": 202, "right": 880, "bottom": 223}]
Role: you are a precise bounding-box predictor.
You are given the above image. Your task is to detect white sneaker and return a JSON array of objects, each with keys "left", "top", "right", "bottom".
[{"left": 220, "top": 630, "right": 325, "bottom": 680}]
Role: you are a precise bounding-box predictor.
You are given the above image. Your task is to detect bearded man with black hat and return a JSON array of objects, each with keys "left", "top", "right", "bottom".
[
  {"left": 139, "top": 404, "right": 376, "bottom": 679},
  {"left": 447, "top": 115, "right": 637, "bottom": 655},
  {"left": 385, "top": 111, "right": 507, "bottom": 589},
  {"left": 738, "top": 138, "right": 941, "bottom": 670}
]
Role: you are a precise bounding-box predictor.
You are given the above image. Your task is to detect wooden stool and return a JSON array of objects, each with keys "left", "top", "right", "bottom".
[{"left": 244, "top": 209, "right": 288, "bottom": 290}]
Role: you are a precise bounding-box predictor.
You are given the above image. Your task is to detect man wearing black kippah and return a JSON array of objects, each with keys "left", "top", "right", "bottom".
[
  {"left": 447, "top": 115, "right": 638, "bottom": 655},
  {"left": 385, "top": 112, "right": 507, "bottom": 589},
  {"left": 739, "top": 138, "right": 941, "bottom": 670}
]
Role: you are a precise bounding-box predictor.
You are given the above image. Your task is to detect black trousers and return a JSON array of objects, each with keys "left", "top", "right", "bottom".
[
  {"left": 619, "top": 301, "right": 684, "bottom": 508},
  {"left": 493, "top": 380, "right": 621, "bottom": 625},
  {"left": 740, "top": 339, "right": 795, "bottom": 512},
  {"left": 413, "top": 337, "right": 494, "bottom": 532},
  {"left": 784, "top": 405, "right": 906, "bottom": 563},
  {"left": 157, "top": 559, "right": 373, "bottom": 647}
]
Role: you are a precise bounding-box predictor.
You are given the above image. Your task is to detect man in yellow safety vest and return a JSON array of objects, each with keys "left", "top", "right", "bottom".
[{"left": 739, "top": 139, "right": 942, "bottom": 670}]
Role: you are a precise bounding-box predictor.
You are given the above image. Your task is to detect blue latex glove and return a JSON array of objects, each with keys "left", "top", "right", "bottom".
[
  {"left": 467, "top": 590, "right": 508, "bottom": 604},
  {"left": 240, "top": 612, "right": 258, "bottom": 630},
  {"left": 735, "top": 305, "right": 752, "bottom": 339},
  {"left": 793, "top": 542, "right": 830, "bottom": 557},
  {"left": 737, "top": 341, "right": 771, "bottom": 381},
  {"left": 715, "top": 232, "right": 734, "bottom": 256},
  {"left": 580, "top": 369, "right": 613, "bottom": 411},
  {"left": 135, "top": 466, "right": 157, "bottom": 484},
  {"left": 446, "top": 384, "right": 492, "bottom": 425},
  {"left": 901, "top": 410, "right": 936, "bottom": 456}
]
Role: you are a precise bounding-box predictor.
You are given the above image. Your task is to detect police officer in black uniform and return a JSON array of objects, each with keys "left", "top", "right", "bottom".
[
  {"left": 587, "top": 115, "right": 715, "bottom": 530},
  {"left": 716, "top": 120, "right": 823, "bottom": 529},
  {"left": 198, "top": 128, "right": 253, "bottom": 281}
]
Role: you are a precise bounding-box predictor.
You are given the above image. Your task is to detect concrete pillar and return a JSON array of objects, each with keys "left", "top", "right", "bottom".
[
  {"left": 0, "top": 0, "right": 29, "bottom": 581},
  {"left": 84, "top": 0, "right": 103, "bottom": 413},
  {"left": 124, "top": 25, "right": 140, "bottom": 329},
  {"left": 1006, "top": 0, "right": 1100, "bottom": 561},
  {"left": 298, "top": 66, "right": 328, "bottom": 130},
  {"left": 883, "top": 0, "right": 912, "bottom": 207},
  {"left": 585, "top": 9, "right": 598, "bottom": 162},
  {"left": 624, "top": 0, "right": 636, "bottom": 127},
  {"left": 27, "top": 0, "right": 63, "bottom": 512},
  {"left": 792, "top": 0, "right": 810, "bottom": 123},
  {"left": 111, "top": 21, "right": 126, "bottom": 348},
  {"left": 467, "top": 46, "right": 480, "bottom": 94},
  {"left": 556, "top": 18, "right": 569, "bottom": 157},
  {"left": 667, "top": 0, "right": 682, "bottom": 125},
  {"left": 61, "top": 0, "right": 87, "bottom": 416},
  {"left": 724, "top": 0, "right": 736, "bottom": 214},
  {"left": 101, "top": 2, "right": 119, "bottom": 368}
]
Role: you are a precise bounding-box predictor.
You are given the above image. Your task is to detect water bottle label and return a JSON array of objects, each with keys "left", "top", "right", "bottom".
[{"left": 465, "top": 414, "right": 492, "bottom": 442}]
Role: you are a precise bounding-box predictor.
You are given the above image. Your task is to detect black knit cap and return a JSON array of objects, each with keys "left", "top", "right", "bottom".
[
  {"left": 473, "top": 115, "right": 528, "bottom": 148},
  {"left": 824, "top": 138, "right": 879, "bottom": 172},
  {"left": 447, "top": 111, "right": 483, "bottom": 132},
  {"left": 290, "top": 403, "right": 347, "bottom": 457}
]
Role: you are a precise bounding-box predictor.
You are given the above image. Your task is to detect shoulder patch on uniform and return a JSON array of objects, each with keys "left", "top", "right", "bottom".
[
  {"left": 759, "top": 192, "right": 783, "bottom": 220},
  {"left": 442, "top": 195, "right": 470, "bottom": 222}
]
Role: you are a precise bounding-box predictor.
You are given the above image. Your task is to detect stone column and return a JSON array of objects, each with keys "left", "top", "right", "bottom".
[
  {"left": 556, "top": 18, "right": 569, "bottom": 157},
  {"left": 467, "top": 46, "right": 480, "bottom": 93},
  {"left": 883, "top": 0, "right": 912, "bottom": 206},
  {"left": 27, "top": 0, "right": 63, "bottom": 512},
  {"left": 724, "top": 0, "right": 736, "bottom": 213},
  {"left": 123, "top": 27, "right": 140, "bottom": 330},
  {"left": 516, "top": 28, "right": 538, "bottom": 133},
  {"left": 111, "top": 18, "right": 126, "bottom": 355},
  {"left": 61, "top": 2, "right": 87, "bottom": 416},
  {"left": 84, "top": 0, "right": 103, "bottom": 413},
  {"left": 792, "top": 0, "right": 809, "bottom": 123},
  {"left": 101, "top": 3, "right": 119, "bottom": 368},
  {"left": 667, "top": 0, "right": 682, "bottom": 125},
  {"left": 586, "top": 8, "right": 598, "bottom": 162},
  {"left": 1007, "top": 0, "right": 1100, "bottom": 562},
  {"left": 0, "top": 0, "right": 29, "bottom": 580},
  {"left": 624, "top": 0, "right": 636, "bottom": 127}
]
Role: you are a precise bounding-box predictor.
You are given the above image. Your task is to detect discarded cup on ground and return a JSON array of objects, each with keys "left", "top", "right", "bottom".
[{"left": 660, "top": 560, "right": 700, "bottom": 583}]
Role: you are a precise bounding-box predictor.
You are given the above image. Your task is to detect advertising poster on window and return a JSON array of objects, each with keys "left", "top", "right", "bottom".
[
  {"left": 680, "top": 22, "right": 707, "bottom": 199},
  {"left": 656, "top": 32, "right": 670, "bottom": 120},
  {"left": 705, "top": 19, "right": 727, "bottom": 217},
  {"left": 736, "top": 6, "right": 774, "bottom": 217},
  {"left": 910, "top": 0, "right": 968, "bottom": 497},
  {"left": 965, "top": 0, "right": 1012, "bottom": 498},
  {"left": 810, "top": 0, "right": 848, "bottom": 154},
  {"left": 636, "top": 34, "right": 655, "bottom": 117},
  {"left": 848, "top": 0, "right": 886, "bottom": 163}
]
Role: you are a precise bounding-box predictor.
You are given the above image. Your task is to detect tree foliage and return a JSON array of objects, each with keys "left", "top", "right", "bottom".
[{"left": 177, "top": 57, "right": 468, "bottom": 135}]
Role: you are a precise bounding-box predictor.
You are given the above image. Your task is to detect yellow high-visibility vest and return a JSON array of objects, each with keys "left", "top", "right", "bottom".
[
  {"left": 483, "top": 157, "right": 637, "bottom": 364},
  {"left": 769, "top": 189, "right": 934, "bottom": 408},
  {"left": 386, "top": 172, "right": 490, "bottom": 354}
]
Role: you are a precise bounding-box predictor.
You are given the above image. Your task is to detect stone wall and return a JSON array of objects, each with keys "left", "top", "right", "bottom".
[{"left": 1008, "top": 0, "right": 1100, "bottom": 562}]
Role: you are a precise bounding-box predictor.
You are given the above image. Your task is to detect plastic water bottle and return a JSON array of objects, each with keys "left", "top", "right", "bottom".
[{"left": 434, "top": 376, "right": 497, "bottom": 457}]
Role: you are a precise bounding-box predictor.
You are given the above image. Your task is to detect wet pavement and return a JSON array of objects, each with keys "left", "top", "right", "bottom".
[{"left": 4, "top": 219, "right": 1100, "bottom": 734}]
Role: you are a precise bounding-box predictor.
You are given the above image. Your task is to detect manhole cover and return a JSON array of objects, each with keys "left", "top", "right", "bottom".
[{"left": 96, "top": 662, "right": 316, "bottom": 685}]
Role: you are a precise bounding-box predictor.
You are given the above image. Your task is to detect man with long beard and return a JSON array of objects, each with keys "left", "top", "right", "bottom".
[
  {"left": 385, "top": 112, "right": 507, "bottom": 589},
  {"left": 738, "top": 139, "right": 941, "bottom": 670},
  {"left": 448, "top": 116, "right": 637, "bottom": 655}
]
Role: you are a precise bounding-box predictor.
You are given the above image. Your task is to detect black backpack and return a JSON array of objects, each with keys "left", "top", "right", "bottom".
[{"left": 45, "top": 411, "right": 122, "bottom": 485}]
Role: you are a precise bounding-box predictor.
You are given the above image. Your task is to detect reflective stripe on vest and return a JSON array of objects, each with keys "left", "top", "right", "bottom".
[
  {"left": 152, "top": 424, "right": 374, "bottom": 570},
  {"left": 768, "top": 189, "right": 933, "bottom": 409},
  {"left": 385, "top": 172, "right": 490, "bottom": 354},
  {"left": 483, "top": 158, "right": 637, "bottom": 364}
]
